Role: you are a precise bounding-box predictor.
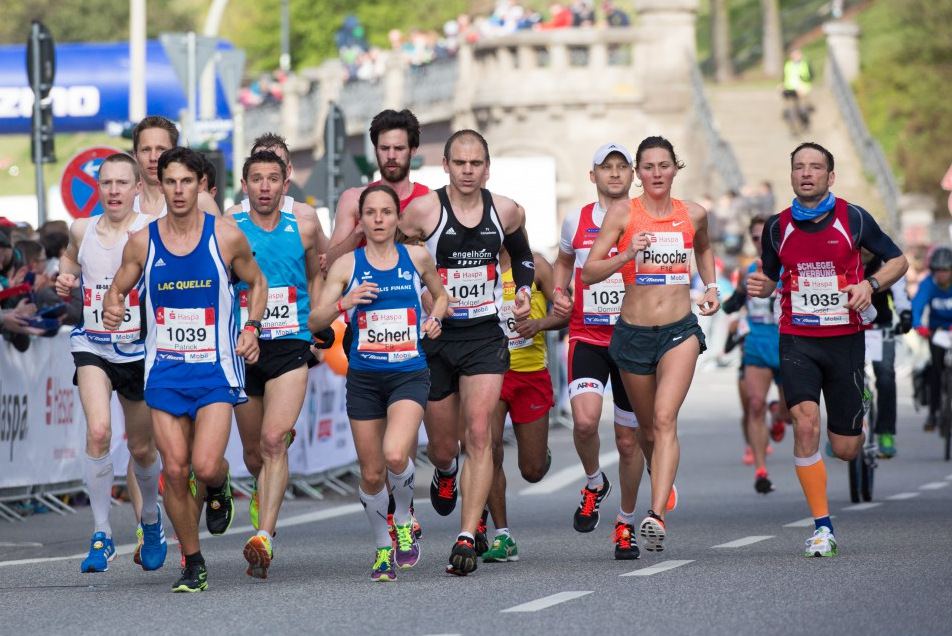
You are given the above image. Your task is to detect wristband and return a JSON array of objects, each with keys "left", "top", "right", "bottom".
[
  {"left": 337, "top": 299, "right": 345, "bottom": 314},
  {"left": 429, "top": 316, "right": 441, "bottom": 327},
  {"left": 243, "top": 320, "right": 261, "bottom": 338},
  {"left": 517, "top": 285, "right": 531, "bottom": 298},
  {"left": 704, "top": 282, "right": 719, "bottom": 294},
  {"left": 554, "top": 286, "right": 563, "bottom": 296}
]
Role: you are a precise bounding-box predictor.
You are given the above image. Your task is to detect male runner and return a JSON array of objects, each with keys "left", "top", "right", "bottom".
[
  {"left": 327, "top": 109, "right": 430, "bottom": 265},
  {"left": 230, "top": 150, "right": 323, "bottom": 579},
  {"left": 131, "top": 116, "right": 220, "bottom": 217},
  {"left": 398, "top": 129, "right": 534, "bottom": 575},
  {"left": 553, "top": 143, "right": 649, "bottom": 559},
  {"left": 103, "top": 146, "right": 267, "bottom": 591},
  {"left": 56, "top": 153, "right": 167, "bottom": 573},
  {"left": 748, "top": 142, "right": 907, "bottom": 557}
]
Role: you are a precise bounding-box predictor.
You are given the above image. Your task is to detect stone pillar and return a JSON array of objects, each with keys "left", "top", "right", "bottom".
[
  {"left": 311, "top": 60, "right": 345, "bottom": 160},
  {"left": 633, "top": 0, "right": 698, "bottom": 113},
  {"left": 823, "top": 20, "right": 860, "bottom": 84},
  {"left": 900, "top": 193, "right": 938, "bottom": 246},
  {"left": 383, "top": 51, "right": 405, "bottom": 109},
  {"left": 452, "top": 43, "right": 477, "bottom": 130},
  {"left": 280, "top": 74, "right": 303, "bottom": 145}
]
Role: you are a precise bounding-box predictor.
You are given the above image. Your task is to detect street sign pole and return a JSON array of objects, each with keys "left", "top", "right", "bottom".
[
  {"left": 186, "top": 31, "right": 197, "bottom": 143},
  {"left": 29, "top": 22, "right": 48, "bottom": 226},
  {"left": 326, "top": 102, "right": 346, "bottom": 219}
]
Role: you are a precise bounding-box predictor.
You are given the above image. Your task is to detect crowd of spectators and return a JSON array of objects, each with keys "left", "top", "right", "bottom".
[
  {"left": 0, "top": 217, "right": 80, "bottom": 353},
  {"left": 336, "top": 1, "right": 632, "bottom": 82}
]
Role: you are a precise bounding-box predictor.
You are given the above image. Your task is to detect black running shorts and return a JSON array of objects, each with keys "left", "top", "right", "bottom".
[
  {"left": 244, "top": 339, "right": 313, "bottom": 397},
  {"left": 346, "top": 368, "right": 430, "bottom": 420},
  {"left": 72, "top": 352, "right": 145, "bottom": 402},
  {"left": 609, "top": 313, "right": 706, "bottom": 376},
  {"left": 421, "top": 332, "right": 509, "bottom": 401}
]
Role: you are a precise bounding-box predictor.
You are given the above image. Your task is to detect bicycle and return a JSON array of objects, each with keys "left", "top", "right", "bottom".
[
  {"left": 848, "top": 330, "right": 881, "bottom": 503},
  {"left": 931, "top": 329, "right": 952, "bottom": 461}
]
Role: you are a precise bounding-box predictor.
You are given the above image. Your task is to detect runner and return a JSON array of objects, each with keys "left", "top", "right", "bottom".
[
  {"left": 748, "top": 142, "right": 907, "bottom": 557},
  {"left": 225, "top": 133, "right": 329, "bottom": 255},
  {"left": 230, "top": 150, "right": 323, "bottom": 579},
  {"left": 722, "top": 217, "right": 789, "bottom": 494},
  {"left": 398, "top": 129, "right": 534, "bottom": 575},
  {"left": 481, "top": 249, "right": 567, "bottom": 563},
  {"left": 103, "top": 146, "right": 267, "bottom": 591},
  {"left": 553, "top": 143, "right": 648, "bottom": 559},
  {"left": 309, "top": 184, "right": 447, "bottom": 581},
  {"left": 582, "top": 136, "right": 719, "bottom": 553},
  {"left": 326, "top": 109, "right": 430, "bottom": 265},
  {"left": 130, "top": 116, "right": 220, "bottom": 217},
  {"left": 56, "top": 152, "right": 167, "bottom": 573}
]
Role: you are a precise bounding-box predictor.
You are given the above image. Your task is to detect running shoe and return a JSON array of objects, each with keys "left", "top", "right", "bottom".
[
  {"left": 754, "top": 474, "right": 775, "bottom": 495},
  {"left": 639, "top": 511, "right": 666, "bottom": 553},
  {"left": 205, "top": 473, "right": 235, "bottom": 536},
  {"left": 243, "top": 534, "right": 273, "bottom": 579},
  {"left": 482, "top": 533, "right": 518, "bottom": 562},
  {"left": 742, "top": 446, "right": 754, "bottom": 465},
  {"left": 133, "top": 525, "right": 144, "bottom": 566},
  {"left": 80, "top": 532, "right": 116, "bottom": 573},
  {"left": 447, "top": 535, "right": 478, "bottom": 576},
  {"left": 139, "top": 508, "right": 168, "bottom": 571},
  {"left": 878, "top": 434, "right": 896, "bottom": 459},
  {"left": 172, "top": 562, "right": 208, "bottom": 592},
  {"left": 249, "top": 479, "right": 259, "bottom": 530},
  {"left": 284, "top": 429, "right": 296, "bottom": 448},
  {"left": 371, "top": 547, "right": 396, "bottom": 582},
  {"left": 188, "top": 470, "right": 198, "bottom": 498},
  {"left": 613, "top": 521, "right": 640, "bottom": 560},
  {"left": 475, "top": 509, "right": 489, "bottom": 556},
  {"left": 573, "top": 473, "right": 612, "bottom": 533},
  {"left": 394, "top": 522, "right": 421, "bottom": 569},
  {"left": 429, "top": 458, "right": 459, "bottom": 516},
  {"left": 666, "top": 484, "right": 679, "bottom": 512},
  {"left": 411, "top": 505, "right": 422, "bottom": 540},
  {"left": 387, "top": 513, "right": 397, "bottom": 545},
  {"left": 924, "top": 414, "right": 937, "bottom": 432},
  {"left": 804, "top": 526, "right": 837, "bottom": 558},
  {"left": 769, "top": 401, "right": 786, "bottom": 442}
]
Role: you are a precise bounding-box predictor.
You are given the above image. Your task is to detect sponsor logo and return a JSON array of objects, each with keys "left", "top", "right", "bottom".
[
  {"left": 318, "top": 418, "right": 332, "bottom": 441},
  {"left": 672, "top": 220, "right": 684, "bottom": 227},
  {"left": 397, "top": 268, "right": 413, "bottom": 281},
  {"left": 154, "top": 258, "right": 166, "bottom": 267},
  {"left": 573, "top": 380, "right": 602, "bottom": 390},
  {"left": 635, "top": 274, "right": 667, "bottom": 285},
  {"left": 285, "top": 225, "right": 295, "bottom": 233},
  {"left": 0, "top": 381, "right": 28, "bottom": 462},
  {"left": 521, "top": 260, "right": 535, "bottom": 270},
  {"left": 0, "top": 85, "right": 101, "bottom": 119},
  {"left": 445, "top": 227, "right": 457, "bottom": 236},
  {"left": 45, "top": 377, "right": 74, "bottom": 427}
]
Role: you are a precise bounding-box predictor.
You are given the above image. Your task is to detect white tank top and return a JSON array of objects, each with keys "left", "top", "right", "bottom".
[
  {"left": 134, "top": 194, "right": 167, "bottom": 218},
  {"left": 70, "top": 213, "right": 151, "bottom": 362},
  {"left": 240, "top": 195, "right": 295, "bottom": 214}
]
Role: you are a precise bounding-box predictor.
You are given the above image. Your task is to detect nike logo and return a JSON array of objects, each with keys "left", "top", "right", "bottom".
[
  {"left": 672, "top": 336, "right": 683, "bottom": 341},
  {"left": 672, "top": 221, "right": 684, "bottom": 227}
]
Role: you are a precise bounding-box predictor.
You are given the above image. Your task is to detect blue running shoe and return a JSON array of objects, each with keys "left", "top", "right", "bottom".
[
  {"left": 139, "top": 507, "right": 168, "bottom": 571},
  {"left": 81, "top": 532, "right": 116, "bottom": 573}
]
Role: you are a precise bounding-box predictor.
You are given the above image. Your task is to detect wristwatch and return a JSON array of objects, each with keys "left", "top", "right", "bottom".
[
  {"left": 243, "top": 319, "right": 262, "bottom": 338},
  {"left": 865, "top": 276, "right": 881, "bottom": 293}
]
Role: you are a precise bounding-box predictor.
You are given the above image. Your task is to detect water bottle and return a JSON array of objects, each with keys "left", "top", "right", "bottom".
[{"left": 859, "top": 305, "right": 877, "bottom": 325}]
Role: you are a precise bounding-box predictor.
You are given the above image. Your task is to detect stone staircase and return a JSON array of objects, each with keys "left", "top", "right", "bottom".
[{"left": 706, "top": 82, "right": 886, "bottom": 220}]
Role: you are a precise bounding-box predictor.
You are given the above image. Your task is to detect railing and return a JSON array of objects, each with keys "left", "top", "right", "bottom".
[
  {"left": 689, "top": 62, "right": 745, "bottom": 193},
  {"left": 242, "top": 101, "right": 282, "bottom": 149},
  {"left": 338, "top": 77, "right": 386, "bottom": 130},
  {"left": 403, "top": 57, "right": 457, "bottom": 107},
  {"left": 826, "top": 53, "right": 900, "bottom": 236}
]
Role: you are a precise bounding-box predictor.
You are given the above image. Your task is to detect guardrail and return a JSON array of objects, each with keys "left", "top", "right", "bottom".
[
  {"left": 689, "top": 62, "right": 745, "bottom": 193},
  {"left": 826, "top": 53, "right": 901, "bottom": 236}
]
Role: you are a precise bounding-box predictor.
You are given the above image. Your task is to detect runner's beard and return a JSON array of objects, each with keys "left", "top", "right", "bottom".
[{"left": 381, "top": 161, "right": 410, "bottom": 184}]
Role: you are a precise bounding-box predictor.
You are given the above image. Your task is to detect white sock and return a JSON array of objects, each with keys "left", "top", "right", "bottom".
[
  {"left": 132, "top": 458, "right": 161, "bottom": 525},
  {"left": 495, "top": 527, "right": 511, "bottom": 538},
  {"left": 438, "top": 455, "right": 458, "bottom": 476},
  {"left": 586, "top": 469, "right": 604, "bottom": 490},
  {"left": 618, "top": 509, "right": 636, "bottom": 525},
  {"left": 84, "top": 453, "right": 113, "bottom": 537},
  {"left": 458, "top": 531, "right": 474, "bottom": 541},
  {"left": 387, "top": 459, "right": 415, "bottom": 526},
  {"left": 358, "top": 486, "right": 392, "bottom": 548}
]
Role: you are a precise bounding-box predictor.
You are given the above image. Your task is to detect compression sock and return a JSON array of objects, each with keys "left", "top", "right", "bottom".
[
  {"left": 387, "top": 459, "right": 415, "bottom": 526},
  {"left": 84, "top": 453, "right": 114, "bottom": 536},
  {"left": 132, "top": 458, "right": 161, "bottom": 525},
  {"left": 358, "top": 485, "right": 392, "bottom": 548},
  {"left": 794, "top": 451, "right": 832, "bottom": 533}
]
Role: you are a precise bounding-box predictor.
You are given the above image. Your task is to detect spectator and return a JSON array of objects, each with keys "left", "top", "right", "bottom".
[
  {"left": 571, "top": 1, "right": 595, "bottom": 27},
  {"left": 603, "top": 1, "right": 630, "bottom": 26},
  {"left": 538, "top": 4, "right": 574, "bottom": 29},
  {"left": 39, "top": 229, "right": 69, "bottom": 277}
]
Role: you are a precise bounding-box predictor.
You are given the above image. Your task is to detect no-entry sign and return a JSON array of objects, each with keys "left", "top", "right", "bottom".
[{"left": 59, "top": 146, "right": 122, "bottom": 219}]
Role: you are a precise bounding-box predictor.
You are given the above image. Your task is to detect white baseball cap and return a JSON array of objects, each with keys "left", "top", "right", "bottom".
[{"left": 592, "top": 142, "right": 633, "bottom": 167}]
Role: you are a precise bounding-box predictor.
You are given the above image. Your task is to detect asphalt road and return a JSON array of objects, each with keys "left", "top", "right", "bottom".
[{"left": 1, "top": 366, "right": 950, "bottom": 635}]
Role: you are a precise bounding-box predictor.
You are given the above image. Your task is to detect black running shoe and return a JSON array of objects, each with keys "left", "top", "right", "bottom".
[
  {"left": 172, "top": 563, "right": 208, "bottom": 592},
  {"left": 754, "top": 475, "right": 775, "bottom": 494},
  {"left": 573, "top": 473, "right": 612, "bottom": 533},
  {"left": 447, "top": 535, "right": 477, "bottom": 576},
  {"left": 475, "top": 509, "right": 489, "bottom": 556},
  {"left": 205, "top": 474, "right": 235, "bottom": 536},
  {"left": 429, "top": 458, "right": 459, "bottom": 517},
  {"left": 613, "top": 521, "right": 640, "bottom": 560}
]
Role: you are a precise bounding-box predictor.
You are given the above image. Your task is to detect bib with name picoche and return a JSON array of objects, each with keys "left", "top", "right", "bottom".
[{"left": 617, "top": 197, "right": 695, "bottom": 286}]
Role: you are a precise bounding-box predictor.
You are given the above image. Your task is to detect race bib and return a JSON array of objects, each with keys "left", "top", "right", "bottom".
[
  {"left": 790, "top": 272, "right": 849, "bottom": 326},
  {"left": 636, "top": 231, "right": 691, "bottom": 285},
  {"left": 357, "top": 307, "right": 419, "bottom": 362},
  {"left": 155, "top": 306, "right": 217, "bottom": 363},
  {"left": 240, "top": 286, "right": 299, "bottom": 339},
  {"left": 746, "top": 295, "right": 775, "bottom": 325},
  {"left": 440, "top": 264, "right": 497, "bottom": 319},
  {"left": 500, "top": 281, "right": 531, "bottom": 350},
  {"left": 583, "top": 274, "right": 624, "bottom": 325},
  {"left": 83, "top": 283, "right": 141, "bottom": 344}
]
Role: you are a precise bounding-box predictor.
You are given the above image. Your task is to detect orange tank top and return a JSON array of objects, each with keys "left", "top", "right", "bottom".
[{"left": 617, "top": 197, "right": 694, "bottom": 286}]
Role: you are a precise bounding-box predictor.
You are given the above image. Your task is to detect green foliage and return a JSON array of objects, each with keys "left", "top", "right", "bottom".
[{"left": 855, "top": 0, "right": 952, "bottom": 203}]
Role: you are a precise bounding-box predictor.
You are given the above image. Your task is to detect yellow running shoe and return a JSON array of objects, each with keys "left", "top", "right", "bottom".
[
  {"left": 243, "top": 534, "right": 273, "bottom": 579},
  {"left": 132, "top": 525, "right": 144, "bottom": 565}
]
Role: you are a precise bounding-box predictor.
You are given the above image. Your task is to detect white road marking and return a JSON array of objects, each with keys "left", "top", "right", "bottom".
[
  {"left": 945, "top": 474, "right": 952, "bottom": 481},
  {"left": 712, "top": 535, "right": 774, "bottom": 548},
  {"left": 0, "top": 542, "right": 43, "bottom": 548},
  {"left": 620, "top": 559, "right": 694, "bottom": 577},
  {"left": 842, "top": 502, "right": 882, "bottom": 511},
  {"left": 886, "top": 492, "right": 920, "bottom": 500},
  {"left": 0, "top": 502, "right": 364, "bottom": 568},
  {"left": 919, "top": 482, "right": 949, "bottom": 490},
  {"left": 501, "top": 591, "right": 593, "bottom": 613},
  {"left": 520, "top": 451, "right": 619, "bottom": 496},
  {"left": 783, "top": 516, "right": 836, "bottom": 528}
]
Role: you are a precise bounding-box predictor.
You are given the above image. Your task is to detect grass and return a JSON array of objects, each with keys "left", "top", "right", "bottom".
[{"left": 0, "top": 132, "right": 124, "bottom": 196}]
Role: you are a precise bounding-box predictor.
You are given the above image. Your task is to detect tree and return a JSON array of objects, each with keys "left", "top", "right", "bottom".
[
  {"left": 710, "top": 0, "right": 735, "bottom": 83},
  {"left": 760, "top": 0, "right": 783, "bottom": 78}
]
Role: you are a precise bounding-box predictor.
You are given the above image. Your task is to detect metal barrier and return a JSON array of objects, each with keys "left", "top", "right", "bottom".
[
  {"left": 689, "top": 62, "right": 745, "bottom": 193},
  {"left": 826, "top": 54, "right": 901, "bottom": 237}
]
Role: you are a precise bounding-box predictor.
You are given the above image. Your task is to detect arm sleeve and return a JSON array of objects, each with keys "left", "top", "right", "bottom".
[
  {"left": 912, "top": 277, "right": 932, "bottom": 328},
  {"left": 721, "top": 287, "right": 747, "bottom": 314},
  {"left": 852, "top": 205, "right": 903, "bottom": 261},
  {"left": 891, "top": 275, "right": 911, "bottom": 312},
  {"left": 760, "top": 216, "right": 782, "bottom": 281},
  {"left": 503, "top": 227, "right": 535, "bottom": 291}
]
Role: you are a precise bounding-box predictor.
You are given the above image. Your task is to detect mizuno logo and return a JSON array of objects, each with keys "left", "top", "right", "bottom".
[
  {"left": 154, "top": 258, "right": 166, "bottom": 267},
  {"left": 446, "top": 227, "right": 457, "bottom": 235}
]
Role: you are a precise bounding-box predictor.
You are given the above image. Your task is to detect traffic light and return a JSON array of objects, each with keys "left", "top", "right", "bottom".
[
  {"left": 31, "top": 97, "right": 55, "bottom": 164},
  {"left": 27, "top": 20, "right": 56, "bottom": 165}
]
